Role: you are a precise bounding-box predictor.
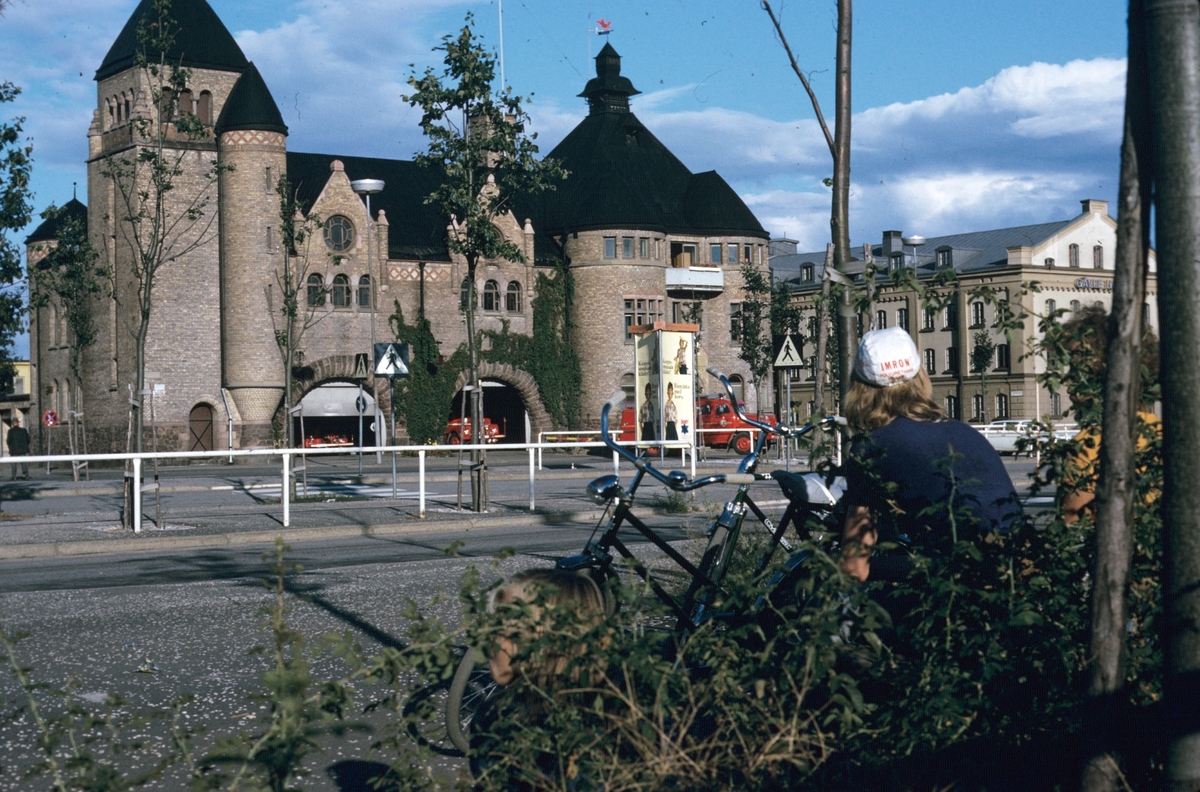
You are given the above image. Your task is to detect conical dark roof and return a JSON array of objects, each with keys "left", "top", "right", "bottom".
[
  {"left": 216, "top": 63, "right": 288, "bottom": 135},
  {"left": 25, "top": 198, "right": 87, "bottom": 244},
  {"left": 579, "top": 42, "right": 640, "bottom": 115},
  {"left": 96, "top": 0, "right": 248, "bottom": 81}
]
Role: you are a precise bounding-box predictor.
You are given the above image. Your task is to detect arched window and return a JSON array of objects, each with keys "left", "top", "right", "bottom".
[
  {"left": 506, "top": 281, "right": 522, "bottom": 312},
  {"left": 460, "top": 277, "right": 473, "bottom": 310},
  {"left": 1045, "top": 257, "right": 1055, "bottom": 268},
  {"left": 123, "top": 93, "right": 131, "bottom": 121},
  {"left": 323, "top": 216, "right": 354, "bottom": 252},
  {"left": 306, "top": 274, "right": 324, "bottom": 306},
  {"left": 1070, "top": 299, "right": 1081, "bottom": 315},
  {"left": 1069, "top": 243, "right": 1080, "bottom": 268},
  {"left": 357, "top": 275, "right": 372, "bottom": 307},
  {"left": 482, "top": 280, "right": 500, "bottom": 312},
  {"left": 197, "top": 91, "right": 212, "bottom": 125},
  {"left": 178, "top": 89, "right": 193, "bottom": 116},
  {"left": 1045, "top": 298, "right": 1057, "bottom": 317},
  {"left": 972, "top": 393, "right": 985, "bottom": 422},
  {"left": 996, "top": 393, "right": 1009, "bottom": 419},
  {"left": 729, "top": 374, "right": 745, "bottom": 404},
  {"left": 1093, "top": 245, "right": 1104, "bottom": 269},
  {"left": 331, "top": 274, "right": 350, "bottom": 307}
]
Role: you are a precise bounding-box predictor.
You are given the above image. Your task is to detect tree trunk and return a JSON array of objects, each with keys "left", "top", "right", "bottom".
[
  {"left": 813, "top": 244, "right": 833, "bottom": 417},
  {"left": 465, "top": 256, "right": 486, "bottom": 512},
  {"left": 1146, "top": 0, "right": 1200, "bottom": 787},
  {"left": 832, "top": 0, "right": 855, "bottom": 402},
  {"left": 1082, "top": 8, "right": 1153, "bottom": 788}
]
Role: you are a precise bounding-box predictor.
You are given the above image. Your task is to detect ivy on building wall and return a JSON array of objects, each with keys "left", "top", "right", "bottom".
[{"left": 388, "top": 268, "right": 582, "bottom": 442}]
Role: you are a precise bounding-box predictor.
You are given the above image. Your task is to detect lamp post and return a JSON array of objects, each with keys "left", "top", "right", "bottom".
[{"left": 351, "top": 178, "right": 385, "bottom": 470}]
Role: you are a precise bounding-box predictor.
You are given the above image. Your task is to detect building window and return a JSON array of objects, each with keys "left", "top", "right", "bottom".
[
  {"left": 897, "top": 307, "right": 909, "bottom": 331},
  {"left": 710, "top": 243, "right": 722, "bottom": 264},
  {"left": 802, "top": 264, "right": 814, "bottom": 282},
  {"left": 730, "top": 302, "right": 743, "bottom": 341},
  {"left": 506, "top": 281, "right": 522, "bottom": 312},
  {"left": 876, "top": 309, "right": 887, "bottom": 330},
  {"left": 924, "top": 348, "right": 936, "bottom": 374},
  {"left": 945, "top": 395, "right": 959, "bottom": 420},
  {"left": 937, "top": 249, "right": 953, "bottom": 268},
  {"left": 483, "top": 280, "right": 500, "bottom": 312},
  {"left": 655, "top": 239, "right": 661, "bottom": 259},
  {"left": 622, "top": 237, "right": 634, "bottom": 258},
  {"left": 1051, "top": 392, "right": 1062, "bottom": 417},
  {"left": 1070, "top": 299, "right": 1081, "bottom": 315},
  {"left": 357, "top": 275, "right": 372, "bottom": 307},
  {"left": 624, "top": 297, "right": 664, "bottom": 339},
  {"left": 728, "top": 243, "right": 738, "bottom": 264},
  {"left": 729, "top": 374, "right": 745, "bottom": 403},
  {"left": 923, "top": 306, "right": 936, "bottom": 331},
  {"left": 1045, "top": 257, "right": 1055, "bottom": 268},
  {"left": 996, "top": 343, "right": 1011, "bottom": 370},
  {"left": 639, "top": 237, "right": 649, "bottom": 258},
  {"left": 943, "top": 303, "right": 957, "bottom": 330},
  {"left": 971, "top": 301, "right": 985, "bottom": 327},
  {"left": 743, "top": 244, "right": 752, "bottom": 263},
  {"left": 331, "top": 274, "right": 350, "bottom": 307},
  {"left": 461, "top": 277, "right": 473, "bottom": 309},
  {"left": 198, "top": 91, "right": 212, "bottom": 125},
  {"left": 604, "top": 237, "right": 616, "bottom": 258},
  {"left": 972, "top": 394, "right": 985, "bottom": 422},
  {"left": 323, "top": 216, "right": 354, "bottom": 252},
  {"left": 890, "top": 254, "right": 903, "bottom": 273},
  {"left": 1093, "top": 245, "right": 1104, "bottom": 269},
  {"left": 1046, "top": 298, "right": 1057, "bottom": 317},
  {"left": 1069, "top": 243, "right": 1080, "bottom": 268},
  {"left": 307, "top": 274, "right": 324, "bottom": 306},
  {"left": 947, "top": 347, "right": 960, "bottom": 375},
  {"left": 807, "top": 355, "right": 817, "bottom": 378},
  {"left": 996, "top": 393, "right": 1009, "bottom": 419}
]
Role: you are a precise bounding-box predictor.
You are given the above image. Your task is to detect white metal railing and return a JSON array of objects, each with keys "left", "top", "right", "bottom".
[
  {"left": 3, "top": 438, "right": 706, "bottom": 533},
  {"left": 535, "top": 431, "right": 696, "bottom": 478}
]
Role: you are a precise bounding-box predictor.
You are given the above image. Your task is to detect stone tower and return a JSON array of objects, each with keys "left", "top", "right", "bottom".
[{"left": 215, "top": 63, "right": 290, "bottom": 445}]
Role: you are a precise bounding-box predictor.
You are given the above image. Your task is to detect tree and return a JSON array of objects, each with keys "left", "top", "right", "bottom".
[
  {"left": 405, "top": 14, "right": 564, "bottom": 512},
  {"left": 100, "top": 0, "right": 225, "bottom": 464},
  {"left": 266, "top": 175, "right": 328, "bottom": 455},
  {"left": 770, "top": 276, "right": 802, "bottom": 420},
  {"left": 28, "top": 204, "right": 107, "bottom": 480},
  {"left": 970, "top": 330, "right": 996, "bottom": 423},
  {"left": 737, "top": 261, "right": 773, "bottom": 414},
  {"left": 0, "top": 81, "right": 31, "bottom": 400},
  {"left": 762, "top": 0, "right": 855, "bottom": 403}
]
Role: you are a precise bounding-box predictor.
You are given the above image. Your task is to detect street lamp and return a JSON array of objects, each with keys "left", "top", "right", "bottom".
[
  {"left": 351, "top": 178, "right": 385, "bottom": 471},
  {"left": 901, "top": 235, "right": 926, "bottom": 268}
]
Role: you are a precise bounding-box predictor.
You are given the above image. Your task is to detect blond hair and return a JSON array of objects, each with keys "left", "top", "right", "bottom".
[{"left": 843, "top": 367, "right": 944, "bottom": 433}]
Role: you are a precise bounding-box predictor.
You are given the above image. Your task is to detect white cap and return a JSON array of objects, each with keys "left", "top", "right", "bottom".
[{"left": 854, "top": 327, "right": 920, "bottom": 387}]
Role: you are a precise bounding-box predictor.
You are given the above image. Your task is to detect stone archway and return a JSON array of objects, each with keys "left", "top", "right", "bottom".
[
  {"left": 284, "top": 354, "right": 394, "bottom": 441},
  {"left": 453, "top": 362, "right": 553, "bottom": 442}
]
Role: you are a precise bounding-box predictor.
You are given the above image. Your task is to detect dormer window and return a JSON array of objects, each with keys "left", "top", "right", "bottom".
[
  {"left": 937, "top": 248, "right": 952, "bottom": 268},
  {"left": 890, "top": 254, "right": 903, "bottom": 273},
  {"left": 801, "top": 264, "right": 814, "bottom": 282}
]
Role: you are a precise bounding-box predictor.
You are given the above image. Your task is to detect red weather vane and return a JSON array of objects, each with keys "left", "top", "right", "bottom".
[{"left": 594, "top": 18, "right": 612, "bottom": 35}]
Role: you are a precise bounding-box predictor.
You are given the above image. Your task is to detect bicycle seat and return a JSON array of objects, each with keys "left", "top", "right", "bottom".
[{"left": 771, "top": 470, "right": 845, "bottom": 507}]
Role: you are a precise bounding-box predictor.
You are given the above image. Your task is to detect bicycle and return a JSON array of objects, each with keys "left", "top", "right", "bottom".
[{"left": 442, "top": 367, "right": 847, "bottom": 755}]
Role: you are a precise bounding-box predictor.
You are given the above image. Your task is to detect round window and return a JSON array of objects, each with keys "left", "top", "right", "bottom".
[{"left": 323, "top": 215, "right": 354, "bottom": 252}]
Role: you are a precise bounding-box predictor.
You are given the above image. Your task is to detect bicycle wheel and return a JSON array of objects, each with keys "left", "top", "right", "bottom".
[
  {"left": 446, "top": 647, "right": 501, "bottom": 755},
  {"left": 402, "top": 677, "right": 462, "bottom": 757}
]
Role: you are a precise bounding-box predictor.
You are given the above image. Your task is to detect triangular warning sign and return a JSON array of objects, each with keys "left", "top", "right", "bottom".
[
  {"left": 353, "top": 353, "right": 369, "bottom": 379},
  {"left": 773, "top": 335, "right": 802, "bottom": 367},
  {"left": 375, "top": 344, "right": 409, "bottom": 377}
]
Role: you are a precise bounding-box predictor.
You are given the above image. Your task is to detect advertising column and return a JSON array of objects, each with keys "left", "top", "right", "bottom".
[{"left": 632, "top": 322, "right": 697, "bottom": 457}]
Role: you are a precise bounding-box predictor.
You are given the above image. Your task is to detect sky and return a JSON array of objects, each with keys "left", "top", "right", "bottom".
[{"left": 1, "top": 0, "right": 1130, "bottom": 350}]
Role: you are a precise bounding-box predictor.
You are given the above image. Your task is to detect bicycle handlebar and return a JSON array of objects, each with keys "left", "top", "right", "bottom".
[{"left": 705, "top": 367, "right": 846, "bottom": 439}]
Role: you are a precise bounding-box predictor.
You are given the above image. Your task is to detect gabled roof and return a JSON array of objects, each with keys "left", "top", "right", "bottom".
[
  {"left": 216, "top": 63, "right": 287, "bottom": 135},
  {"left": 286, "top": 153, "right": 452, "bottom": 262},
  {"left": 25, "top": 198, "right": 87, "bottom": 244},
  {"left": 96, "top": 0, "right": 249, "bottom": 81}
]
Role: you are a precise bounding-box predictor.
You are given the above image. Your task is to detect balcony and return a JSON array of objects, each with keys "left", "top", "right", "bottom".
[{"left": 665, "top": 266, "right": 724, "bottom": 296}]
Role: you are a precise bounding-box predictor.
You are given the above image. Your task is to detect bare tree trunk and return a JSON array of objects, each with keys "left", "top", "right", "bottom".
[
  {"left": 1146, "top": 0, "right": 1200, "bottom": 787},
  {"left": 465, "top": 256, "right": 486, "bottom": 512},
  {"left": 813, "top": 244, "right": 833, "bottom": 417},
  {"left": 832, "top": 0, "right": 855, "bottom": 402}
]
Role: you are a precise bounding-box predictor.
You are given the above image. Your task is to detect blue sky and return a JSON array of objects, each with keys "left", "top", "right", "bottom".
[{"left": 1, "top": 0, "right": 1130, "bottom": 351}]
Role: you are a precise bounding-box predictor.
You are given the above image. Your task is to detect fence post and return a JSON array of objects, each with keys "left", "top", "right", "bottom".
[
  {"left": 529, "top": 447, "right": 535, "bottom": 511},
  {"left": 537, "top": 434, "right": 543, "bottom": 471},
  {"left": 132, "top": 456, "right": 142, "bottom": 534},
  {"left": 282, "top": 452, "right": 290, "bottom": 528},
  {"left": 418, "top": 449, "right": 426, "bottom": 518}
]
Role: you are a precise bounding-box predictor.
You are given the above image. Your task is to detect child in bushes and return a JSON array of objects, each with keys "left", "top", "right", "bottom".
[{"left": 472, "top": 568, "right": 607, "bottom": 789}]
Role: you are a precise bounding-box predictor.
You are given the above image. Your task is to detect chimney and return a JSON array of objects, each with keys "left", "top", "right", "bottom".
[
  {"left": 883, "top": 230, "right": 904, "bottom": 257},
  {"left": 1080, "top": 198, "right": 1109, "bottom": 216}
]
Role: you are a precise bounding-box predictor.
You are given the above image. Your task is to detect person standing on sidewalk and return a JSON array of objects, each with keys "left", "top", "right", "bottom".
[{"left": 7, "top": 415, "right": 29, "bottom": 480}]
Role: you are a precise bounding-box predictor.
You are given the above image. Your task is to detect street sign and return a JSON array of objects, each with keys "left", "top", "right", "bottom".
[
  {"left": 373, "top": 342, "right": 410, "bottom": 379},
  {"left": 352, "top": 353, "right": 370, "bottom": 380},
  {"left": 772, "top": 334, "right": 804, "bottom": 369},
  {"left": 42, "top": 410, "right": 59, "bottom": 427},
  {"left": 355, "top": 395, "right": 368, "bottom": 414}
]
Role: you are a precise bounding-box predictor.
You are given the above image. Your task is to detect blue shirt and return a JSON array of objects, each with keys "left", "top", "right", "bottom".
[{"left": 845, "top": 417, "right": 1024, "bottom": 542}]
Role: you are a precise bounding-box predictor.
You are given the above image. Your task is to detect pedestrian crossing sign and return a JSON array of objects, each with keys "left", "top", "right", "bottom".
[
  {"left": 353, "top": 353, "right": 370, "bottom": 379},
  {"left": 374, "top": 343, "right": 410, "bottom": 379},
  {"left": 772, "top": 334, "right": 803, "bottom": 369}
]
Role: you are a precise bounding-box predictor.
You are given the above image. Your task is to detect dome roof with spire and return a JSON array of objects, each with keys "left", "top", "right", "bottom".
[
  {"left": 96, "top": 0, "right": 249, "bottom": 81},
  {"left": 215, "top": 63, "right": 288, "bottom": 135}
]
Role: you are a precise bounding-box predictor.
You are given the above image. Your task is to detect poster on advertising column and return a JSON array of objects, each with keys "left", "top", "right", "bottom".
[{"left": 631, "top": 322, "right": 697, "bottom": 451}]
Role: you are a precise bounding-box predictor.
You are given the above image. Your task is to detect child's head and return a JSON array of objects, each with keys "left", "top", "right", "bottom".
[
  {"left": 667, "top": 382, "right": 674, "bottom": 400},
  {"left": 488, "top": 569, "right": 605, "bottom": 686}
]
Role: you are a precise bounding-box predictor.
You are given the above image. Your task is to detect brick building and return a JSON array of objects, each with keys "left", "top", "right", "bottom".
[{"left": 27, "top": 0, "right": 769, "bottom": 452}]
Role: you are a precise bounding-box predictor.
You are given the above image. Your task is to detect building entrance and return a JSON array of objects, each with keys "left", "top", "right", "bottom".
[
  {"left": 294, "top": 383, "right": 377, "bottom": 448},
  {"left": 448, "top": 380, "right": 527, "bottom": 444}
]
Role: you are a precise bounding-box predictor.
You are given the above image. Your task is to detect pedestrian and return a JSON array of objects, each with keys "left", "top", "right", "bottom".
[
  {"left": 7, "top": 414, "right": 30, "bottom": 481},
  {"left": 839, "top": 327, "right": 1024, "bottom": 583}
]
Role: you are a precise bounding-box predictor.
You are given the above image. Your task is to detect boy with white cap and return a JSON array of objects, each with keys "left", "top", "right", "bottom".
[{"left": 840, "top": 327, "right": 1023, "bottom": 582}]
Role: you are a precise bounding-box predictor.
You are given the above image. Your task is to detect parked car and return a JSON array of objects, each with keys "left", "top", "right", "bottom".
[
  {"left": 442, "top": 416, "right": 503, "bottom": 445},
  {"left": 303, "top": 434, "right": 354, "bottom": 448},
  {"left": 975, "top": 419, "right": 1077, "bottom": 455}
]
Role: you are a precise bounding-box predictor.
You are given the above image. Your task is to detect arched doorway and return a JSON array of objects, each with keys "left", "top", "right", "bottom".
[
  {"left": 449, "top": 380, "right": 528, "bottom": 443},
  {"left": 294, "top": 383, "right": 377, "bottom": 447},
  {"left": 189, "top": 404, "right": 214, "bottom": 451}
]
